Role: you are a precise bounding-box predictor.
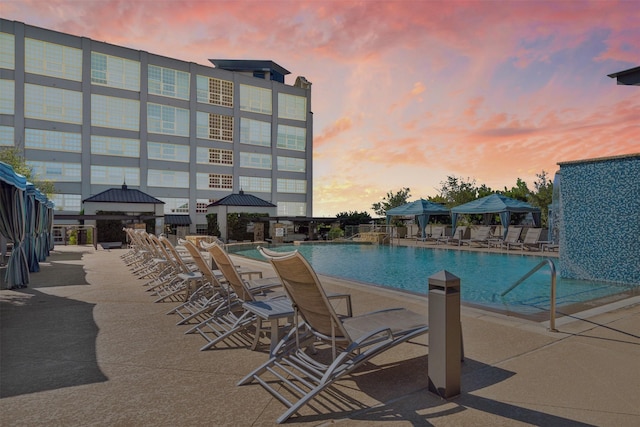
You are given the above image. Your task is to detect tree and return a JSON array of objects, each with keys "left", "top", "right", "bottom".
[
  {"left": 528, "top": 170, "right": 553, "bottom": 227},
  {"left": 501, "top": 178, "right": 530, "bottom": 202},
  {"left": 335, "top": 211, "right": 372, "bottom": 228},
  {"left": 435, "top": 176, "right": 478, "bottom": 207},
  {"left": 0, "top": 147, "right": 56, "bottom": 195},
  {"left": 371, "top": 187, "right": 411, "bottom": 217}
]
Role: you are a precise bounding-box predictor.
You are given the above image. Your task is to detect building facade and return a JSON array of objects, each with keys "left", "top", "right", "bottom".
[{"left": 0, "top": 19, "right": 313, "bottom": 233}]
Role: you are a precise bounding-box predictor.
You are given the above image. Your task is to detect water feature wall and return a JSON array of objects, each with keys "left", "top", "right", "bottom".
[{"left": 556, "top": 154, "right": 640, "bottom": 284}]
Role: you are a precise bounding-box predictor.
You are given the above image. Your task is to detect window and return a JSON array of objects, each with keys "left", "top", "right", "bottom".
[
  {"left": 240, "top": 118, "right": 271, "bottom": 147},
  {"left": 277, "top": 156, "right": 305, "bottom": 172},
  {"left": 277, "top": 201, "right": 306, "bottom": 216},
  {"left": 91, "top": 94, "right": 139, "bottom": 130},
  {"left": 277, "top": 178, "right": 306, "bottom": 194},
  {"left": 239, "top": 176, "right": 271, "bottom": 193},
  {"left": 25, "top": 38, "right": 82, "bottom": 81},
  {"left": 0, "top": 33, "right": 15, "bottom": 70},
  {"left": 25, "top": 129, "right": 81, "bottom": 152},
  {"left": 278, "top": 93, "right": 306, "bottom": 121},
  {"left": 147, "top": 169, "right": 189, "bottom": 188},
  {"left": 91, "top": 52, "right": 140, "bottom": 91},
  {"left": 148, "top": 103, "right": 189, "bottom": 136},
  {"left": 195, "top": 224, "right": 209, "bottom": 235},
  {"left": 196, "top": 173, "right": 233, "bottom": 190},
  {"left": 50, "top": 194, "right": 81, "bottom": 212},
  {"left": 28, "top": 160, "right": 81, "bottom": 182},
  {"left": 91, "top": 135, "right": 139, "bottom": 157},
  {"left": 239, "top": 84, "right": 272, "bottom": 114},
  {"left": 0, "top": 125, "right": 14, "bottom": 146},
  {"left": 277, "top": 124, "right": 306, "bottom": 151},
  {"left": 196, "top": 147, "right": 233, "bottom": 165},
  {"left": 240, "top": 152, "right": 272, "bottom": 169},
  {"left": 196, "top": 199, "right": 212, "bottom": 214},
  {"left": 0, "top": 79, "right": 14, "bottom": 115},
  {"left": 148, "top": 65, "right": 189, "bottom": 99},
  {"left": 159, "top": 197, "right": 189, "bottom": 214},
  {"left": 25, "top": 84, "right": 82, "bottom": 123},
  {"left": 196, "top": 111, "right": 233, "bottom": 141},
  {"left": 196, "top": 75, "right": 233, "bottom": 107},
  {"left": 91, "top": 165, "right": 140, "bottom": 185},
  {"left": 148, "top": 142, "right": 189, "bottom": 162}
]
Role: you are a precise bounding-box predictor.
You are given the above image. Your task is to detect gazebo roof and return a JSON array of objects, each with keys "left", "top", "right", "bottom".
[
  {"left": 208, "top": 190, "right": 276, "bottom": 208},
  {"left": 83, "top": 184, "right": 164, "bottom": 204}
]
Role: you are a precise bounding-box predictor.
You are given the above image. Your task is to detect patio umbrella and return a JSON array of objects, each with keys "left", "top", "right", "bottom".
[{"left": 386, "top": 199, "right": 449, "bottom": 239}]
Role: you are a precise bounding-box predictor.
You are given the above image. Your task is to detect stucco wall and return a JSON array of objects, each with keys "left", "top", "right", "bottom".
[{"left": 558, "top": 154, "right": 640, "bottom": 284}]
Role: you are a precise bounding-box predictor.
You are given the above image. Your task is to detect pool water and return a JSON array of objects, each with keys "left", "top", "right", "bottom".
[{"left": 231, "top": 244, "right": 638, "bottom": 317}]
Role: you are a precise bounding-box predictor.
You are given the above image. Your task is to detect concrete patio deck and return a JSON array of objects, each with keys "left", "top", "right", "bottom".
[{"left": 1, "top": 245, "right": 638, "bottom": 426}]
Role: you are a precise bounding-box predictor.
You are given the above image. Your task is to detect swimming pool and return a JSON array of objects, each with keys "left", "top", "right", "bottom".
[{"left": 231, "top": 243, "right": 638, "bottom": 317}]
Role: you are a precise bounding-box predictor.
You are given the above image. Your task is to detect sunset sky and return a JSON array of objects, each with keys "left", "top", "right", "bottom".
[{"left": 3, "top": 0, "right": 639, "bottom": 216}]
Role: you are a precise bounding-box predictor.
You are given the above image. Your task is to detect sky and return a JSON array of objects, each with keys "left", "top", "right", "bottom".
[{"left": 3, "top": 0, "right": 639, "bottom": 217}]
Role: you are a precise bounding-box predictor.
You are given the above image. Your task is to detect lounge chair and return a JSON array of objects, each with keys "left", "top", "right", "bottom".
[
  {"left": 238, "top": 250, "right": 428, "bottom": 424},
  {"left": 437, "top": 226, "right": 468, "bottom": 246},
  {"left": 507, "top": 228, "right": 543, "bottom": 250},
  {"left": 148, "top": 236, "right": 204, "bottom": 303},
  {"left": 185, "top": 243, "right": 285, "bottom": 351},
  {"left": 461, "top": 226, "right": 493, "bottom": 247},
  {"left": 165, "top": 240, "right": 229, "bottom": 325},
  {"left": 488, "top": 226, "right": 522, "bottom": 249},
  {"left": 423, "top": 226, "right": 445, "bottom": 243}
]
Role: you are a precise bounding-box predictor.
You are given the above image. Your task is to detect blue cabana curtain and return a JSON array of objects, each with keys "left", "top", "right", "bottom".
[
  {"left": 25, "top": 183, "right": 39, "bottom": 273},
  {"left": 0, "top": 163, "right": 29, "bottom": 289}
]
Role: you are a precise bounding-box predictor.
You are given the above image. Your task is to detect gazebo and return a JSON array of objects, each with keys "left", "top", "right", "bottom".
[
  {"left": 1, "top": 161, "right": 54, "bottom": 289},
  {"left": 385, "top": 199, "right": 449, "bottom": 239},
  {"left": 450, "top": 194, "right": 540, "bottom": 238}
]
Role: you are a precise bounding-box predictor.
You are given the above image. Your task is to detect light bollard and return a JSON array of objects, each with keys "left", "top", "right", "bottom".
[{"left": 428, "top": 270, "right": 461, "bottom": 398}]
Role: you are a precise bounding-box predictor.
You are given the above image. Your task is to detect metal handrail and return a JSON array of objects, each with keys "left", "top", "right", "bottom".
[{"left": 501, "top": 258, "right": 558, "bottom": 332}]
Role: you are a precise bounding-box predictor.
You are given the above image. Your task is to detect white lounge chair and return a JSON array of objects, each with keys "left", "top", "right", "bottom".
[{"left": 238, "top": 250, "right": 429, "bottom": 424}]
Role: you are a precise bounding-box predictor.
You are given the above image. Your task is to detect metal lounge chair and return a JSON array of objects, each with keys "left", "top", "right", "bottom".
[
  {"left": 488, "top": 226, "right": 522, "bottom": 249},
  {"left": 238, "top": 250, "right": 429, "bottom": 424},
  {"left": 423, "top": 226, "right": 445, "bottom": 243},
  {"left": 185, "top": 243, "right": 285, "bottom": 351},
  {"left": 148, "top": 236, "right": 203, "bottom": 303},
  {"left": 461, "top": 226, "right": 493, "bottom": 247},
  {"left": 507, "top": 227, "right": 543, "bottom": 250},
  {"left": 436, "top": 225, "right": 468, "bottom": 246},
  {"left": 166, "top": 240, "right": 229, "bottom": 325}
]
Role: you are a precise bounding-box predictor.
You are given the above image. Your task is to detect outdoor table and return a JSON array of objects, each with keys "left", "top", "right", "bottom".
[{"left": 243, "top": 298, "right": 294, "bottom": 356}]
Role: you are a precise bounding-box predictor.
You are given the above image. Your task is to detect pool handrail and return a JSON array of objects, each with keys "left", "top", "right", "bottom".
[{"left": 501, "top": 258, "right": 558, "bottom": 332}]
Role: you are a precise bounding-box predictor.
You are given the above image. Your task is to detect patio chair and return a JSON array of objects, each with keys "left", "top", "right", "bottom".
[
  {"left": 148, "top": 236, "right": 204, "bottom": 303},
  {"left": 238, "top": 250, "right": 428, "bottom": 424},
  {"left": 437, "top": 226, "right": 468, "bottom": 246},
  {"left": 185, "top": 243, "right": 285, "bottom": 351},
  {"left": 461, "top": 226, "right": 493, "bottom": 247},
  {"left": 423, "top": 226, "right": 445, "bottom": 243},
  {"left": 507, "top": 228, "right": 543, "bottom": 250},
  {"left": 488, "top": 226, "right": 522, "bottom": 249},
  {"left": 165, "top": 240, "right": 229, "bottom": 325}
]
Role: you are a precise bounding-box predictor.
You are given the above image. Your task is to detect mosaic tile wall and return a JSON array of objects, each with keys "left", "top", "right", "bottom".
[{"left": 558, "top": 154, "right": 640, "bottom": 284}]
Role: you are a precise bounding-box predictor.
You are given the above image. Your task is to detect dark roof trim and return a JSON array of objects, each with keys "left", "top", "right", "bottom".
[
  {"left": 209, "top": 59, "right": 290, "bottom": 76},
  {"left": 607, "top": 66, "right": 640, "bottom": 86},
  {"left": 164, "top": 214, "right": 192, "bottom": 225}
]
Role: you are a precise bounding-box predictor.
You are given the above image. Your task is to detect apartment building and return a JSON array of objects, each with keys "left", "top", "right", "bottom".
[{"left": 0, "top": 19, "right": 313, "bottom": 234}]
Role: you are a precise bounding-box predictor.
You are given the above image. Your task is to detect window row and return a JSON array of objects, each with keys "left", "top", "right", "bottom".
[
  {"left": 4, "top": 82, "right": 308, "bottom": 146},
  {"left": 159, "top": 198, "right": 212, "bottom": 214},
  {"left": 1, "top": 35, "right": 307, "bottom": 120}
]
